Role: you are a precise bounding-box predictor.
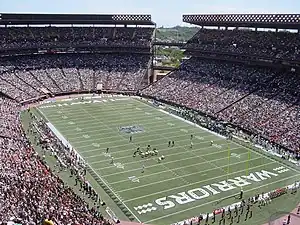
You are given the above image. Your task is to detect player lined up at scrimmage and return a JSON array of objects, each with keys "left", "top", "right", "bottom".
[
  {"left": 133, "top": 145, "right": 158, "bottom": 158},
  {"left": 168, "top": 140, "right": 175, "bottom": 147},
  {"left": 105, "top": 133, "right": 216, "bottom": 170}
]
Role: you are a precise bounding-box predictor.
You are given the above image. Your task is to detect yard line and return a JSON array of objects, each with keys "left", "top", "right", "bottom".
[
  {"left": 144, "top": 173, "right": 300, "bottom": 224},
  {"left": 44, "top": 105, "right": 148, "bottom": 118},
  {"left": 122, "top": 161, "right": 276, "bottom": 201},
  {"left": 84, "top": 138, "right": 225, "bottom": 160},
  {"left": 40, "top": 106, "right": 143, "bottom": 223},
  {"left": 139, "top": 106, "right": 230, "bottom": 175},
  {"left": 69, "top": 128, "right": 213, "bottom": 144},
  {"left": 102, "top": 149, "right": 245, "bottom": 177},
  {"left": 93, "top": 147, "right": 241, "bottom": 169},
  {"left": 100, "top": 102, "right": 195, "bottom": 186},
  {"left": 109, "top": 156, "right": 261, "bottom": 185},
  {"left": 50, "top": 114, "right": 169, "bottom": 130},
  {"left": 47, "top": 105, "right": 162, "bottom": 119},
  {"left": 60, "top": 120, "right": 211, "bottom": 139}
]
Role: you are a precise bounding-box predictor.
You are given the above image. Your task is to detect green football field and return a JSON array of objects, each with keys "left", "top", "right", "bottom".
[{"left": 37, "top": 96, "right": 300, "bottom": 225}]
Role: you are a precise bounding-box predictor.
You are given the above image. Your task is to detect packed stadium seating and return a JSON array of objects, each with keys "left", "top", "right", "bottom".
[
  {"left": 0, "top": 23, "right": 154, "bottom": 224},
  {"left": 1, "top": 14, "right": 300, "bottom": 224},
  {"left": 0, "top": 53, "right": 150, "bottom": 101},
  {"left": 142, "top": 58, "right": 300, "bottom": 152},
  {"left": 0, "top": 96, "right": 112, "bottom": 224},
  {"left": 0, "top": 26, "right": 154, "bottom": 49},
  {"left": 185, "top": 28, "right": 300, "bottom": 61}
]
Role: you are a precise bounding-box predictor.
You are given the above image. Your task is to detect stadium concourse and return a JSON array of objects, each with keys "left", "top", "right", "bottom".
[{"left": 0, "top": 12, "right": 300, "bottom": 225}]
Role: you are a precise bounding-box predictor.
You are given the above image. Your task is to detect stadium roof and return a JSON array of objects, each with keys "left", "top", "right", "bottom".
[
  {"left": 0, "top": 13, "right": 155, "bottom": 26},
  {"left": 183, "top": 14, "right": 300, "bottom": 29}
]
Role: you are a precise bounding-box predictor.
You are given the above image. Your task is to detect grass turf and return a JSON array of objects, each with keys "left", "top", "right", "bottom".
[{"left": 36, "top": 96, "right": 300, "bottom": 225}]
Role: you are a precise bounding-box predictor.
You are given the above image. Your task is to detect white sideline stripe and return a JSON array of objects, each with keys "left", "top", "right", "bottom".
[
  {"left": 54, "top": 106, "right": 143, "bottom": 222},
  {"left": 122, "top": 161, "right": 276, "bottom": 200},
  {"left": 84, "top": 137, "right": 223, "bottom": 160},
  {"left": 145, "top": 173, "right": 300, "bottom": 224},
  {"left": 110, "top": 156, "right": 261, "bottom": 185},
  {"left": 94, "top": 147, "right": 241, "bottom": 169},
  {"left": 39, "top": 107, "right": 142, "bottom": 223},
  {"left": 102, "top": 148, "right": 242, "bottom": 177},
  {"left": 42, "top": 99, "right": 298, "bottom": 224}
]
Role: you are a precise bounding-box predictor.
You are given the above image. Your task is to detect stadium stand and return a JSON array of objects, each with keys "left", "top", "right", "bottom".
[
  {"left": 185, "top": 28, "right": 300, "bottom": 61},
  {"left": 0, "top": 53, "right": 150, "bottom": 101},
  {"left": 0, "top": 13, "right": 154, "bottom": 224},
  {"left": 1, "top": 11, "right": 300, "bottom": 225},
  {"left": 143, "top": 14, "right": 300, "bottom": 154}
]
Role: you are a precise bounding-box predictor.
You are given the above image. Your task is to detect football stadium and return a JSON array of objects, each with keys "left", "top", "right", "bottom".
[{"left": 0, "top": 11, "right": 300, "bottom": 225}]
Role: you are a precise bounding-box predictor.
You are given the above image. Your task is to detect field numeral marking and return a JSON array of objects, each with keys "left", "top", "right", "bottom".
[
  {"left": 62, "top": 115, "right": 68, "bottom": 119},
  {"left": 155, "top": 117, "right": 162, "bottom": 120},
  {"left": 145, "top": 112, "right": 152, "bottom": 115},
  {"left": 167, "top": 123, "right": 175, "bottom": 126},
  {"left": 180, "top": 129, "right": 188, "bottom": 133},
  {"left": 82, "top": 134, "right": 90, "bottom": 139},
  {"left": 196, "top": 136, "right": 204, "bottom": 140},
  {"left": 115, "top": 163, "right": 125, "bottom": 169},
  {"left": 92, "top": 143, "right": 100, "bottom": 147},
  {"left": 231, "top": 153, "right": 241, "bottom": 159},
  {"left": 68, "top": 121, "right": 75, "bottom": 125},
  {"left": 75, "top": 127, "right": 82, "bottom": 131},
  {"left": 103, "top": 152, "right": 111, "bottom": 158},
  {"left": 128, "top": 176, "right": 139, "bottom": 183},
  {"left": 213, "top": 144, "right": 222, "bottom": 149}
]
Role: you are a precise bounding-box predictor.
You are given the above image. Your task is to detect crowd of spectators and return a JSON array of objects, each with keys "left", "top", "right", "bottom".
[
  {"left": 0, "top": 53, "right": 150, "bottom": 101},
  {"left": 142, "top": 58, "right": 300, "bottom": 152},
  {"left": 0, "top": 26, "right": 154, "bottom": 50},
  {"left": 0, "top": 96, "right": 112, "bottom": 225},
  {"left": 185, "top": 28, "right": 300, "bottom": 61},
  {"left": 0, "top": 24, "right": 152, "bottom": 225}
]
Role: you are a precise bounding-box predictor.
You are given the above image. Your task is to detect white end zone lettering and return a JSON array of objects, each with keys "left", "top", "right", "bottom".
[
  {"left": 227, "top": 177, "right": 252, "bottom": 187},
  {"left": 134, "top": 168, "right": 285, "bottom": 215},
  {"left": 255, "top": 170, "right": 278, "bottom": 180},
  {"left": 155, "top": 197, "right": 176, "bottom": 210},
  {"left": 211, "top": 181, "right": 237, "bottom": 192},
  {"left": 168, "top": 192, "right": 195, "bottom": 205},
  {"left": 187, "top": 188, "right": 210, "bottom": 200}
]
